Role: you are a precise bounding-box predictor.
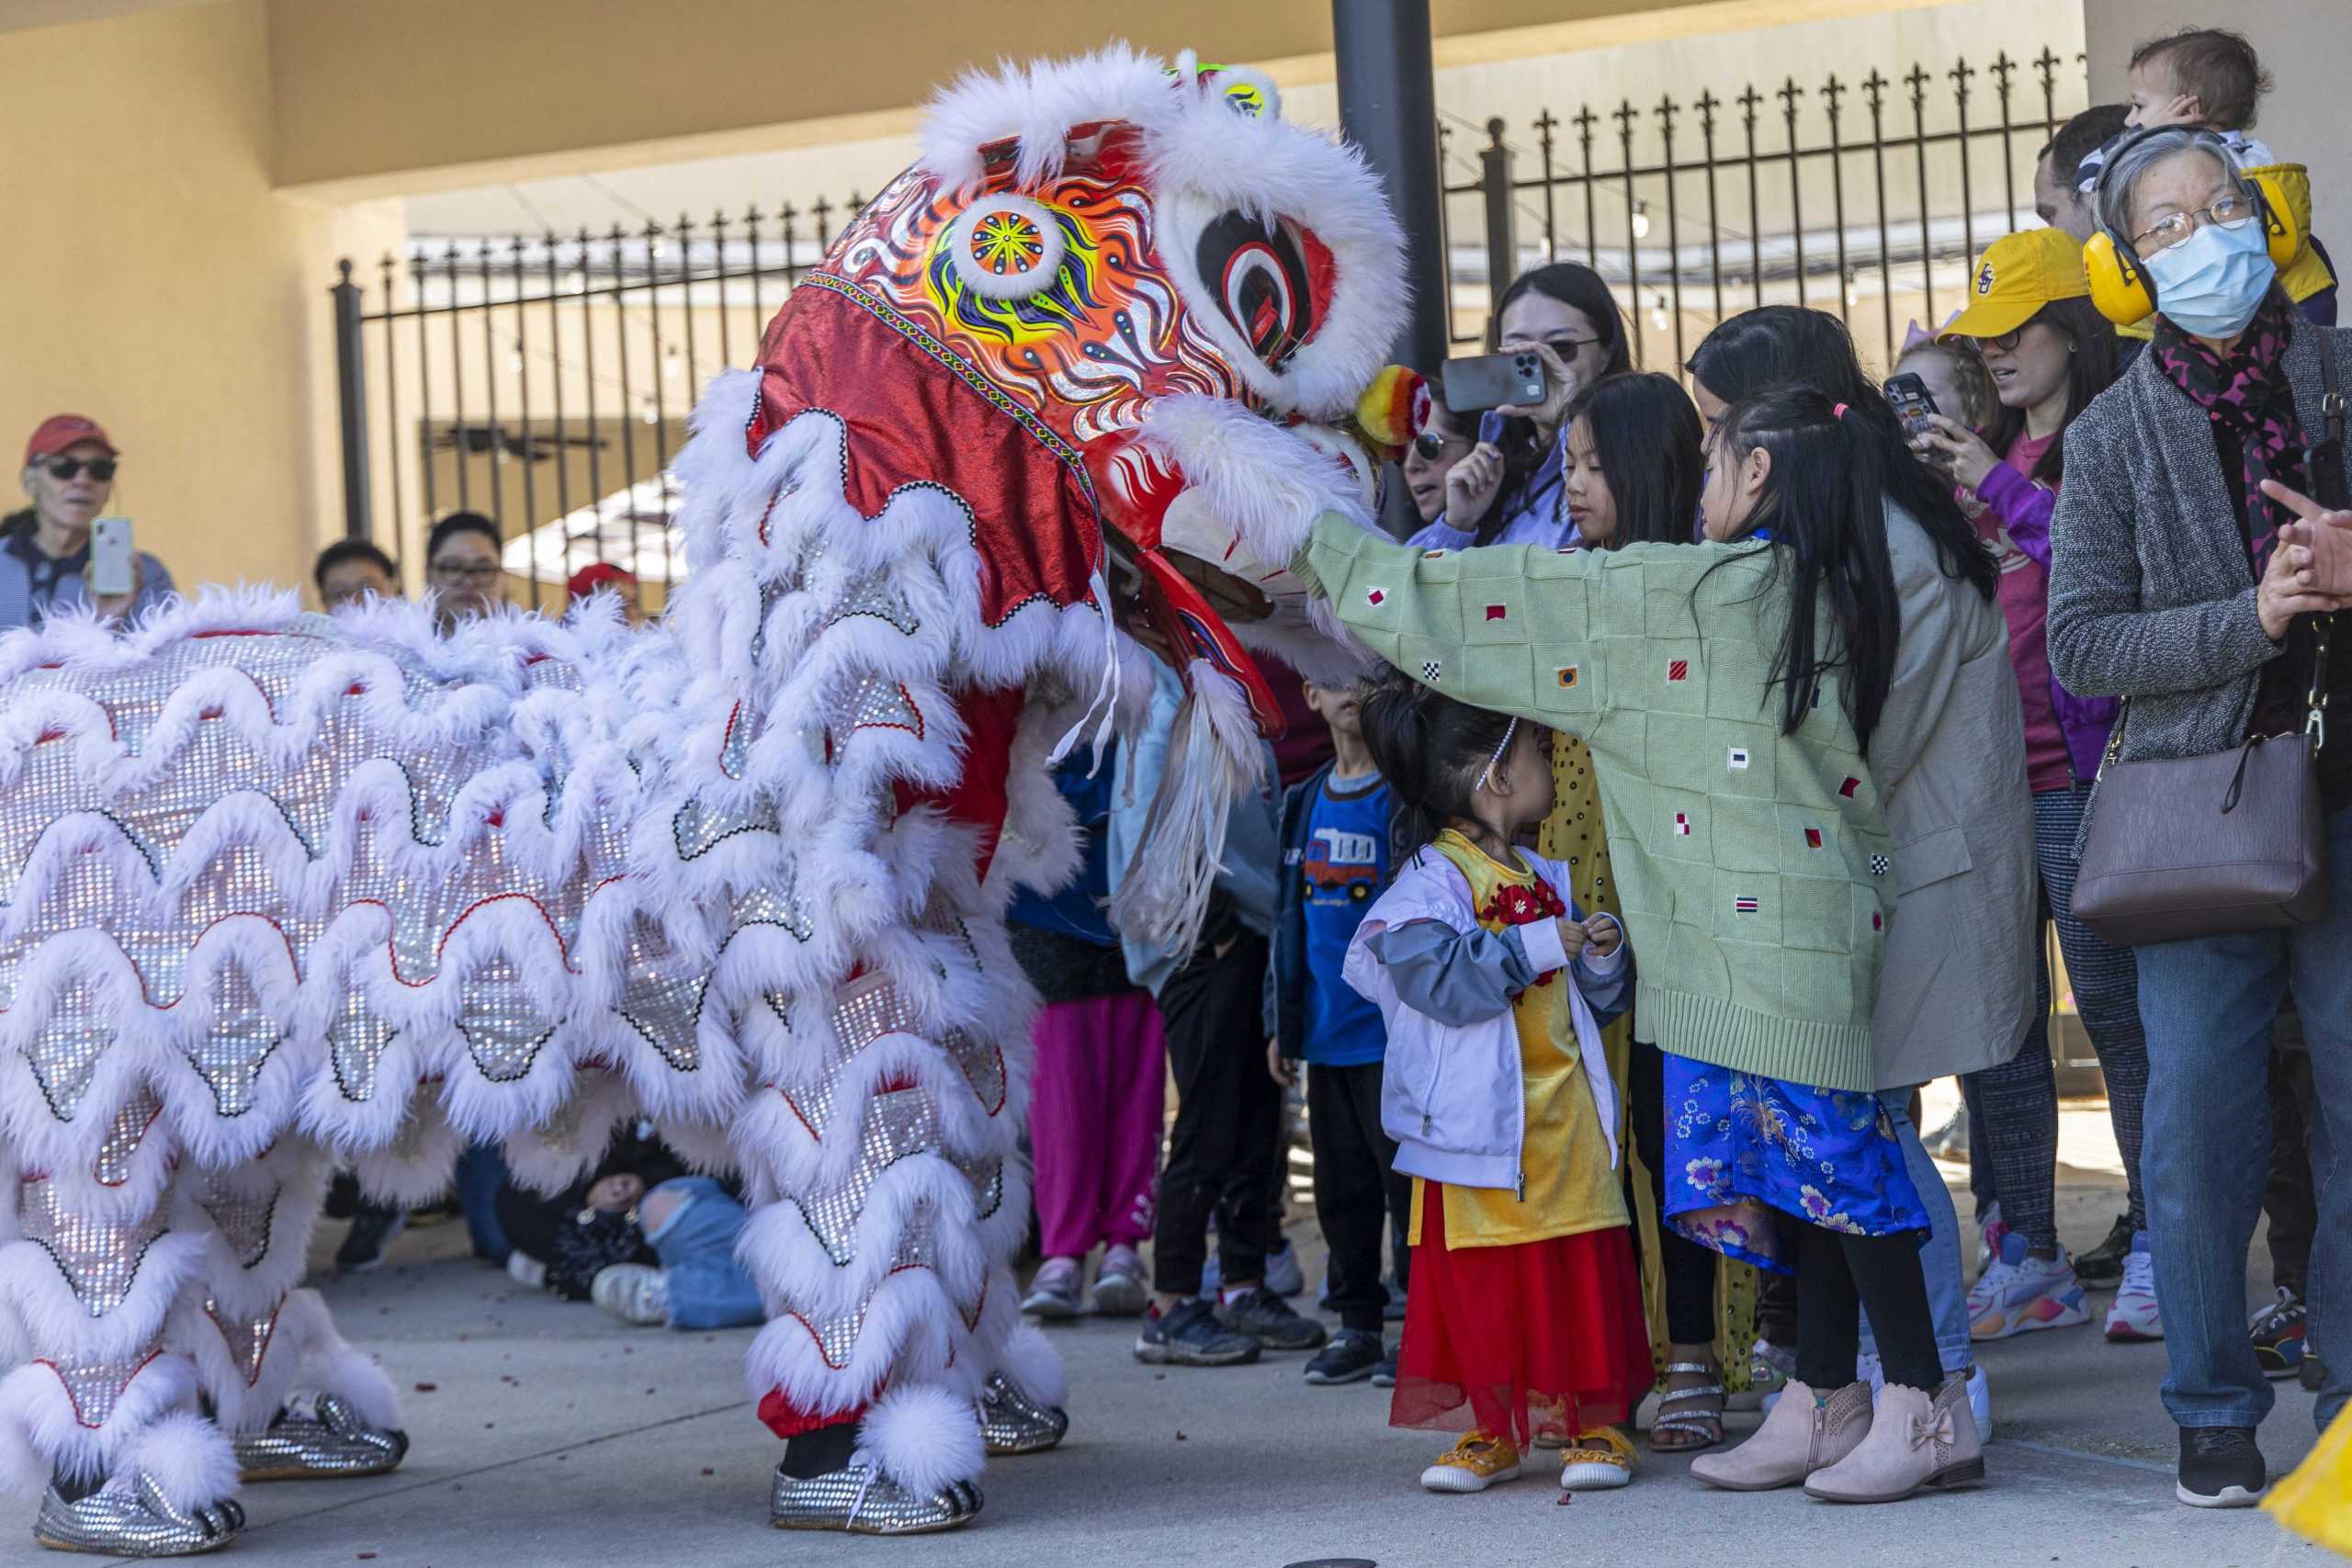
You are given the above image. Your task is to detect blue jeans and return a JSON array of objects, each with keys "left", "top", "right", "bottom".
[
  {"left": 455, "top": 1143, "right": 512, "bottom": 1263},
  {"left": 642, "top": 1177, "right": 763, "bottom": 1331},
  {"left": 2134, "top": 804, "right": 2352, "bottom": 1434},
  {"left": 1860, "top": 1090, "right": 1973, "bottom": 1377}
]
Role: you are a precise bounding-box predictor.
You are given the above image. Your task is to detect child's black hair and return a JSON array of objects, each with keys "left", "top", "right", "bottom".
[
  {"left": 1357, "top": 667, "right": 1521, "bottom": 861},
  {"left": 1705, "top": 386, "right": 1904, "bottom": 752},
  {"left": 1561, "top": 371, "right": 1704, "bottom": 547}
]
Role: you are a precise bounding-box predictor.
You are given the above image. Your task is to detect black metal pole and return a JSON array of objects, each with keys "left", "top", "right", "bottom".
[
  {"left": 1333, "top": 0, "right": 1446, "bottom": 374},
  {"left": 332, "top": 259, "right": 373, "bottom": 541}
]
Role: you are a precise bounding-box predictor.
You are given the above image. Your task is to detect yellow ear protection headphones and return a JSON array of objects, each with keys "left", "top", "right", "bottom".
[{"left": 2083, "top": 127, "right": 2298, "bottom": 326}]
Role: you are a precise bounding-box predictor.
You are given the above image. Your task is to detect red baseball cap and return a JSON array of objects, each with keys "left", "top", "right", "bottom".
[
  {"left": 567, "top": 562, "right": 637, "bottom": 601},
  {"left": 25, "top": 414, "right": 118, "bottom": 467}
]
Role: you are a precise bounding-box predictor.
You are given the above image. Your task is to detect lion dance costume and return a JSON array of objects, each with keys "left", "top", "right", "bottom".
[{"left": 0, "top": 44, "right": 1409, "bottom": 1552}]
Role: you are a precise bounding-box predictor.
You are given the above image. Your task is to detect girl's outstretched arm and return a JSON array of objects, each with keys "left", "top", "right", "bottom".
[{"left": 1294, "top": 513, "right": 1604, "bottom": 735}]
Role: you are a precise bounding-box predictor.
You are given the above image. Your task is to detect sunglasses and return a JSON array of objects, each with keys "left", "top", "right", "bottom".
[
  {"left": 1412, "top": 432, "right": 1470, "bottom": 461},
  {"left": 42, "top": 456, "right": 116, "bottom": 481}
]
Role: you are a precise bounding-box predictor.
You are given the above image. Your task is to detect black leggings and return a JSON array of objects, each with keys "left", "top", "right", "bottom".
[
  {"left": 1630, "top": 1039, "right": 1722, "bottom": 1346},
  {"left": 1792, "top": 1224, "right": 1943, "bottom": 1394}
]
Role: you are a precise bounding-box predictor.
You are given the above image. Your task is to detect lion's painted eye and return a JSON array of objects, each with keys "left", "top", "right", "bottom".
[
  {"left": 1195, "top": 210, "right": 1317, "bottom": 370},
  {"left": 942, "top": 194, "right": 1067, "bottom": 301}
]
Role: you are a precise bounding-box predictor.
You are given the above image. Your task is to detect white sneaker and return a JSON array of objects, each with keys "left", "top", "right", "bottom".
[
  {"left": 2104, "top": 1232, "right": 2164, "bottom": 1342},
  {"left": 1976, "top": 1201, "right": 2006, "bottom": 1271},
  {"left": 1731, "top": 1337, "right": 1795, "bottom": 1412},
  {"left": 1088, "top": 1246, "right": 1149, "bottom": 1317},
  {"left": 1265, "top": 1243, "right": 1306, "bottom": 1299},
  {"left": 1857, "top": 1353, "right": 1994, "bottom": 1444},
  {"left": 591, "top": 1262, "right": 670, "bottom": 1326},
  {"left": 1969, "top": 1233, "right": 2090, "bottom": 1340}
]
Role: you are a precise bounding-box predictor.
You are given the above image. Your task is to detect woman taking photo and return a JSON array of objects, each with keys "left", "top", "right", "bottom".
[
  {"left": 2046, "top": 123, "right": 2352, "bottom": 1511},
  {"left": 1415, "top": 263, "right": 1632, "bottom": 551},
  {"left": 1298, "top": 383, "right": 2010, "bottom": 1503},
  {"left": 1921, "top": 227, "right": 2157, "bottom": 1346},
  {"left": 1684, "top": 308, "right": 2030, "bottom": 1449}
]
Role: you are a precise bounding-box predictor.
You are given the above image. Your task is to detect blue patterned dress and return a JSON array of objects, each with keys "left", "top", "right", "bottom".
[{"left": 1659, "top": 1054, "right": 1926, "bottom": 1273}]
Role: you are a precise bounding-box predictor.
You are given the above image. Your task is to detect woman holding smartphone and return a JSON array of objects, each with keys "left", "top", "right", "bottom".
[
  {"left": 1915, "top": 229, "right": 2156, "bottom": 1346},
  {"left": 1414, "top": 264, "right": 1633, "bottom": 552}
]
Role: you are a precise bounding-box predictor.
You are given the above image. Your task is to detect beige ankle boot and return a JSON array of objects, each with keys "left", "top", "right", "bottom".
[
  {"left": 1690, "top": 1379, "right": 1871, "bottom": 1491},
  {"left": 1804, "top": 1373, "right": 1986, "bottom": 1503}
]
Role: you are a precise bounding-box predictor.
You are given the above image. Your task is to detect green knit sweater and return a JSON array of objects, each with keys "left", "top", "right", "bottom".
[{"left": 1299, "top": 514, "right": 1895, "bottom": 1093}]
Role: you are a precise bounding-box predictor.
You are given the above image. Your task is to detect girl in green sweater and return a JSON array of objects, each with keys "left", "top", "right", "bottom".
[{"left": 1302, "top": 387, "right": 1980, "bottom": 1501}]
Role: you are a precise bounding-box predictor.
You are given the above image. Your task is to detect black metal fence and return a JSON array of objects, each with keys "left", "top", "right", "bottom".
[
  {"left": 333, "top": 47, "right": 2086, "bottom": 599},
  {"left": 1437, "top": 47, "right": 2086, "bottom": 368},
  {"left": 333, "top": 202, "right": 863, "bottom": 611}
]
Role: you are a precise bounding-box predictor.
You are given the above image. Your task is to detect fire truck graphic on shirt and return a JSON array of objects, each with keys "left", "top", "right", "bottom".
[{"left": 1305, "top": 824, "right": 1382, "bottom": 902}]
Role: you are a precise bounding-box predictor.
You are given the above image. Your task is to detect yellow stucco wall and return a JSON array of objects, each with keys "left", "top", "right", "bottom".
[{"left": 0, "top": 0, "right": 402, "bottom": 604}]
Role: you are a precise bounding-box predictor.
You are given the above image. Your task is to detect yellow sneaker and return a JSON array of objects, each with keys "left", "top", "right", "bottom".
[
  {"left": 1419, "top": 1432, "right": 1523, "bottom": 1493},
  {"left": 1559, "top": 1425, "right": 1637, "bottom": 1492}
]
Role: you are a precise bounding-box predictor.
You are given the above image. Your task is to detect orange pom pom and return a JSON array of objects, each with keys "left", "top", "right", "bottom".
[{"left": 1354, "top": 365, "right": 1429, "bottom": 452}]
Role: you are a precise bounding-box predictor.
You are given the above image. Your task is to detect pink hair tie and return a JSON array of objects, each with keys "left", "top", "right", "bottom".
[{"left": 1833, "top": 401, "right": 1851, "bottom": 419}]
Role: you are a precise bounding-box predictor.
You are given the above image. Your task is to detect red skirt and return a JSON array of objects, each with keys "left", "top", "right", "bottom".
[{"left": 1390, "top": 1182, "right": 1652, "bottom": 1448}]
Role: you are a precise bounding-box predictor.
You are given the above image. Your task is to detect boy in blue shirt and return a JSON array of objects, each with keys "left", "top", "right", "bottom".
[{"left": 1269, "top": 677, "right": 1410, "bottom": 1385}]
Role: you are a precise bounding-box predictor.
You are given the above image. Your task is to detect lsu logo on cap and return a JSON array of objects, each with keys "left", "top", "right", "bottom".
[{"left": 1976, "top": 263, "right": 1996, "bottom": 296}]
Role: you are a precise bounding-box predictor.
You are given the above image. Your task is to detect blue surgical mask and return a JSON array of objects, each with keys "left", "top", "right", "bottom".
[{"left": 2144, "top": 216, "right": 2276, "bottom": 338}]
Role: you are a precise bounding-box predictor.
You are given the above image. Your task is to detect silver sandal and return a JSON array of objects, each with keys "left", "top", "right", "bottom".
[{"left": 1648, "top": 1360, "right": 1726, "bottom": 1453}]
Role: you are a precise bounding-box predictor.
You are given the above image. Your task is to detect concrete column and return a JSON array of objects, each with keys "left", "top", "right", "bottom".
[{"left": 2080, "top": 1, "right": 2350, "bottom": 240}]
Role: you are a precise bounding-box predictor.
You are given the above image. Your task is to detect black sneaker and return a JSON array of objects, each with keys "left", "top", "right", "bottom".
[
  {"left": 334, "top": 1205, "right": 408, "bottom": 1274},
  {"left": 2075, "top": 1213, "right": 2134, "bottom": 1286},
  {"left": 2176, "top": 1426, "right": 2267, "bottom": 1508},
  {"left": 1304, "top": 1328, "right": 1387, "bottom": 1385},
  {"left": 1134, "top": 1299, "right": 1261, "bottom": 1367},
  {"left": 1217, "top": 1286, "right": 1329, "bottom": 1352},
  {"left": 1372, "top": 1349, "right": 1398, "bottom": 1388}
]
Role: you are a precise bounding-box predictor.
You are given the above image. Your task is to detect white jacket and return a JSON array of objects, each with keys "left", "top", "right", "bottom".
[{"left": 1343, "top": 846, "right": 1625, "bottom": 1194}]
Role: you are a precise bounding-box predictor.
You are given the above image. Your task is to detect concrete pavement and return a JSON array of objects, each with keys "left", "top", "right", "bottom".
[{"left": 68, "top": 1133, "right": 2334, "bottom": 1568}]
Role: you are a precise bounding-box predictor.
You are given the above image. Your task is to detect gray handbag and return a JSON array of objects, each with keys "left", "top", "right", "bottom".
[
  {"left": 2072, "top": 348, "right": 2342, "bottom": 947},
  {"left": 2071, "top": 697, "right": 2328, "bottom": 946}
]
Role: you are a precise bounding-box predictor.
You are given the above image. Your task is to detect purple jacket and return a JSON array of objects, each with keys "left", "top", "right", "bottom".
[{"left": 1974, "top": 464, "right": 2120, "bottom": 785}]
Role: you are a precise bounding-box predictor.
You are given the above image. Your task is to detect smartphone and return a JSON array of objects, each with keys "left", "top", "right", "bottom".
[
  {"left": 1884, "top": 373, "right": 1939, "bottom": 441},
  {"left": 1443, "top": 350, "right": 1547, "bottom": 413},
  {"left": 88, "top": 516, "right": 135, "bottom": 598}
]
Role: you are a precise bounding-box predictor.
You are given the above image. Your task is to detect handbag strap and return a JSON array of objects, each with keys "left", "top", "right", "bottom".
[{"left": 2306, "top": 341, "right": 2341, "bottom": 752}]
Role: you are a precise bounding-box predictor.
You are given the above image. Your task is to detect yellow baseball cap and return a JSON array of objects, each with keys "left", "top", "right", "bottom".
[{"left": 1941, "top": 228, "right": 2089, "bottom": 340}]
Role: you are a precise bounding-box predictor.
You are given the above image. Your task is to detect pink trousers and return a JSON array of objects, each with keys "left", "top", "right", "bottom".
[{"left": 1027, "top": 989, "right": 1166, "bottom": 1258}]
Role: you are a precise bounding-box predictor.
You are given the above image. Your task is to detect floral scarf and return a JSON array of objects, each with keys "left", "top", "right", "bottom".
[{"left": 2151, "top": 293, "right": 2304, "bottom": 571}]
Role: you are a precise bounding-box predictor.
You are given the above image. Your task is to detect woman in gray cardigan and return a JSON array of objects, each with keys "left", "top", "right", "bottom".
[{"left": 2045, "top": 124, "right": 2352, "bottom": 1512}]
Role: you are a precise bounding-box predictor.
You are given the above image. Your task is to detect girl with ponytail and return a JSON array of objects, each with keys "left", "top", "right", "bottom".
[{"left": 1344, "top": 672, "right": 1652, "bottom": 1496}]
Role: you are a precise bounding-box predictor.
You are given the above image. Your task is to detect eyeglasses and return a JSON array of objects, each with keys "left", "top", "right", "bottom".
[
  {"left": 430, "top": 562, "right": 500, "bottom": 583},
  {"left": 1982, "top": 326, "right": 2029, "bottom": 353},
  {"left": 2131, "top": 190, "right": 2257, "bottom": 256},
  {"left": 41, "top": 456, "right": 116, "bottom": 481},
  {"left": 1411, "top": 432, "right": 1470, "bottom": 460}
]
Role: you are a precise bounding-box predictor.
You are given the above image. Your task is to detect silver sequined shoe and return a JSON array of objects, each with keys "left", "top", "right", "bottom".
[
  {"left": 768, "top": 1462, "right": 982, "bottom": 1535},
  {"left": 979, "top": 1371, "right": 1069, "bottom": 1456},
  {"left": 234, "top": 1394, "right": 410, "bottom": 1483},
  {"left": 33, "top": 1474, "right": 245, "bottom": 1557}
]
